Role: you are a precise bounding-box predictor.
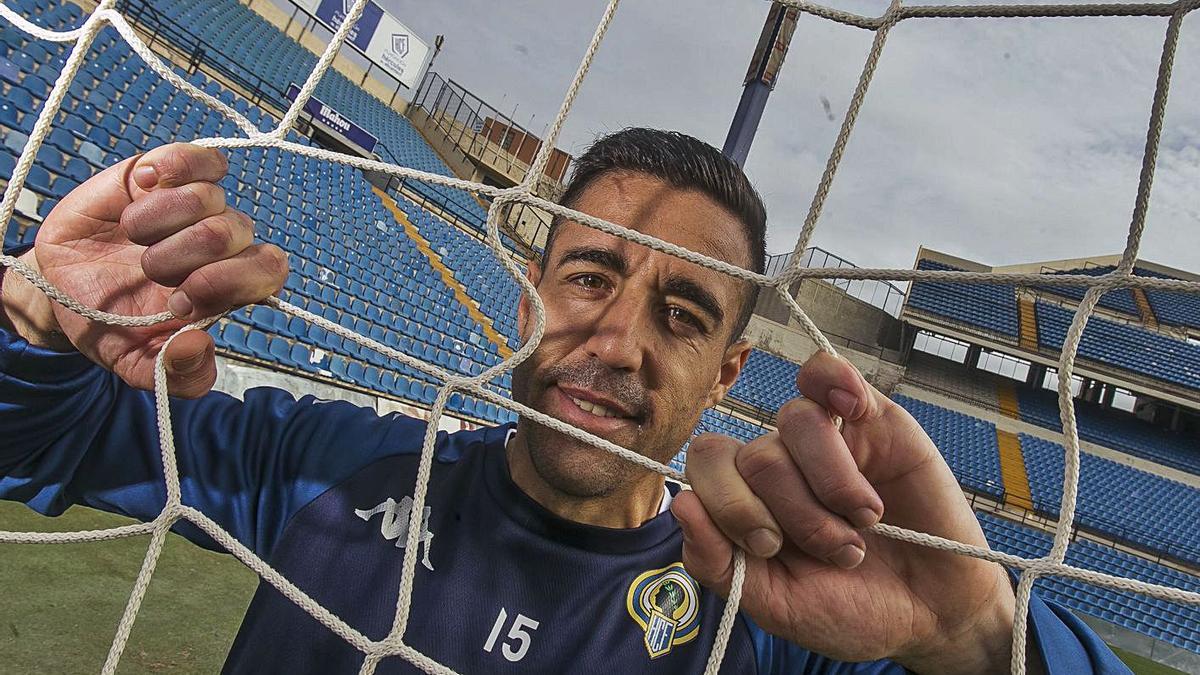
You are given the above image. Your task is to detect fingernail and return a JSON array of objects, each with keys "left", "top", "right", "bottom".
[
  {"left": 168, "top": 291, "right": 192, "bottom": 318},
  {"left": 132, "top": 164, "right": 157, "bottom": 189},
  {"left": 829, "top": 388, "right": 859, "bottom": 420},
  {"left": 830, "top": 544, "right": 865, "bottom": 569},
  {"left": 850, "top": 507, "right": 881, "bottom": 529},
  {"left": 746, "top": 529, "right": 781, "bottom": 558}
]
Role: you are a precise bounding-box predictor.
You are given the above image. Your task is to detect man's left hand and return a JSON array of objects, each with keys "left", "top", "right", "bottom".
[{"left": 672, "top": 351, "right": 1021, "bottom": 673}]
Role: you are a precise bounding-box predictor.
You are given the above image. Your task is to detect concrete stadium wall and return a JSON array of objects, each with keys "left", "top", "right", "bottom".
[
  {"left": 755, "top": 278, "right": 904, "bottom": 353},
  {"left": 744, "top": 315, "right": 907, "bottom": 395},
  {"left": 213, "top": 355, "right": 474, "bottom": 433}
]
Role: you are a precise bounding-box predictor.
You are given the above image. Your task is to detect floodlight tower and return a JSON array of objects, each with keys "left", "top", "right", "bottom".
[{"left": 722, "top": 2, "right": 801, "bottom": 167}]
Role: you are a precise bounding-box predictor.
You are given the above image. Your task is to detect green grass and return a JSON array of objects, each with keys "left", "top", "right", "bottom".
[
  {"left": 1111, "top": 645, "right": 1188, "bottom": 675},
  {"left": 0, "top": 502, "right": 257, "bottom": 673}
]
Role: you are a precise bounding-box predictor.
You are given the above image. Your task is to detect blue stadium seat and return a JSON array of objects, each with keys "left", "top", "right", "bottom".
[
  {"left": 221, "top": 323, "right": 247, "bottom": 354},
  {"left": 907, "top": 259, "right": 1018, "bottom": 336},
  {"left": 246, "top": 330, "right": 270, "bottom": 361},
  {"left": 24, "top": 164, "right": 53, "bottom": 196}
]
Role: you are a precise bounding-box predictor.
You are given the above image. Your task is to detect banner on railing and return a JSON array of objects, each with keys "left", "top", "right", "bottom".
[
  {"left": 286, "top": 83, "right": 379, "bottom": 153},
  {"left": 289, "top": 0, "right": 430, "bottom": 89}
]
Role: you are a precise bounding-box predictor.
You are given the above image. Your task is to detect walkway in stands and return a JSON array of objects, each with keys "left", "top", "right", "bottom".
[
  {"left": 997, "top": 380, "right": 1021, "bottom": 420},
  {"left": 997, "top": 429, "right": 1034, "bottom": 510},
  {"left": 371, "top": 187, "right": 513, "bottom": 359},
  {"left": 994, "top": 380, "right": 1036, "bottom": 510},
  {"left": 1018, "top": 295, "right": 1039, "bottom": 351},
  {"left": 1132, "top": 287, "right": 1159, "bottom": 329}
]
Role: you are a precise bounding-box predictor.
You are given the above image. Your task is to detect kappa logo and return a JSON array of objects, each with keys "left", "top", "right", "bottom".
[
  {"left": 626, "top": 563, "right": 701, "bottom": 659},
  {"left": 355, "top": 496, "right": 435, "bottom": 571}
]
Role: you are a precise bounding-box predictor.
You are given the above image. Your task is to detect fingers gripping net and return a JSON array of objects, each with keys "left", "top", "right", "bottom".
[{"left": 1, "top": 0, "right": 1199, "bottom": 672}]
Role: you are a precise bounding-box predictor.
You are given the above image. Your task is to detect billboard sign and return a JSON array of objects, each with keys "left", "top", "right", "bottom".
[
  {"left": 290, "top": 0, "right": 430, "bottom": 89},
  {"left": 286, "top": 83, "right": 379, "bottom": 153}
]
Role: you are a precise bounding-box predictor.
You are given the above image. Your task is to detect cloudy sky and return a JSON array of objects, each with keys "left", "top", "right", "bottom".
[{"left": 374, "top": 0, "right": 1198, "bottom": 275}]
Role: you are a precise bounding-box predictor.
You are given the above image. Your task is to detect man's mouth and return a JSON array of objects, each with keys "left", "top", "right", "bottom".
[
  {"left": 550, "top": 384, "right": 645, "bottom": 430},
  {"left": 567, "top": 396, "right": 621, "bottom": 419}
]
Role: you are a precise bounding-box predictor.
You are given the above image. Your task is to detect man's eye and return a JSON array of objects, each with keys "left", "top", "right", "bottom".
[
  {"left": 666, "top": 306, "right": 701, "bottom": 331},
  {"left": 572, "top": 274, "right": 607, "bottom": 290}
]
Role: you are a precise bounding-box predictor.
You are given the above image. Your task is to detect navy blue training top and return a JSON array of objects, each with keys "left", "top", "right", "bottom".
[{"left": 0, "top": 327, "right": 1130, "bottom": 673}]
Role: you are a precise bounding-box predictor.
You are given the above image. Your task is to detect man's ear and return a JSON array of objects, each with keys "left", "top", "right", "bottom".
[
  {"left": 705, "top": 338, "right": 753, "bottom": 408},
  {"left": 516, "top": 261, "right": 543, "bottom": 343}
]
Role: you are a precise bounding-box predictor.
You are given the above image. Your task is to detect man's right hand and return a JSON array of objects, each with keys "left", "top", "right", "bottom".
[{"left": 2, "top": 143, "right": 287, "bottom": 398}]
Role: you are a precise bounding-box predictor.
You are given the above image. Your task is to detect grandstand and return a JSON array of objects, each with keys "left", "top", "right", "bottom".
[{"left": 2, "top": 0, "right": 1198, "bottom": 672}]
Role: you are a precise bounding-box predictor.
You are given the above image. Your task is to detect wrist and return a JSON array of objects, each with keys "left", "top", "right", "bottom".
[
  {"left": 2, "top": 250, "right": 72, "bottom": 351},
  {"left": 895, "top": 563, "right": 1016, "bottom": 675}
]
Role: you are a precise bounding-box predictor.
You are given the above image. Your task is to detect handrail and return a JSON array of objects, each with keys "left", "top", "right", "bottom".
[{"left": 766, "top": 246, "right": 907, "bottom": 317}]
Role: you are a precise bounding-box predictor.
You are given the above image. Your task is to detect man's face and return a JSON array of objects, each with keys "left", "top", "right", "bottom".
[{"left": 511, "top": 171, "right": 753, "bottom": 498}]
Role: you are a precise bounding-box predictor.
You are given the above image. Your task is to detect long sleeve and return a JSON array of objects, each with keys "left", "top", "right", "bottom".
[
  {"left": 750, "top": 588, "right": 1131, "bottom": 673},
  {"left": 0, "top": 325, "right": 428, "bottom": 559}
]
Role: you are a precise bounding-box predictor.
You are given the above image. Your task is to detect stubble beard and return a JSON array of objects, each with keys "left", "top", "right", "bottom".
[{"left": 510, "top": 354, "right": 665, "bottom": 499}]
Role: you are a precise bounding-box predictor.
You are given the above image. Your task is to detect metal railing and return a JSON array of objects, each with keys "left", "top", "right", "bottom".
[
  {"left": 765, "top": 246, "right": 906, "bottom": 317},
  {"left": 411, "top": 72, "right": 569, "bottom": 194}
]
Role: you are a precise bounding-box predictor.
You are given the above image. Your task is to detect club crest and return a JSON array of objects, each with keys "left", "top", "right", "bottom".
[
  {"left": 625, "top": 563, "right": 701, "bottom": 659},
  {"left": 391, "top": 33, "right": 409, "bottom": 58}
]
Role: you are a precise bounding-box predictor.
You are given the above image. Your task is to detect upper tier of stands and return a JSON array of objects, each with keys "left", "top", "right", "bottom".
[
  {"left": 979, "top": 512, "right": 1200, "bottom": 654},
  {"left": 906, "top": 259, "right": 1018, "bottom": 337},
  {"left": 1042, "top": 264, "right": 1200, "bottom": 331},
  {"left": 132, "top": 0, "right": 491, "bottom": 229},
  {"left": 892, "top": 394, "right": 1006, "bottom": 499},
  {"left": 726, "top": 349, "right": 801, "bottom": 413},
  {"left": 1017, "top": 386, "right": 1200, "bottom": 476},
  {"left": 1021, "top": 433, "right": 1200, "bottom": 565},
  {"left": 1037, "top": 301, "right": 1200, "bottom": 391},
  {"left": 1038, "top": 266, "right": 1141, "bottom": 318},
  {"left": 906, "top": 257, "right": 1200, "bottom": 394}
]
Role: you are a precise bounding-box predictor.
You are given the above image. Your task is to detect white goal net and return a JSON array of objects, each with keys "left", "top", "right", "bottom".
[{"left": 1, "top": 0, "right": 1199, "bottom": 673}]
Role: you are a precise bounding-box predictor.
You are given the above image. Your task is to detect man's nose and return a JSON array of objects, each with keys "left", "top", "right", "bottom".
[{"left": 582, "top": 291, "right": 647, "bottom": 373}]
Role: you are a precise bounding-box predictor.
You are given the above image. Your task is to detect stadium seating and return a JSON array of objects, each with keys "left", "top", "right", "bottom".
[
  {"left": 1017, "top": 386, "right": 1200, "bottom": 475},
  {"left": 726, "top": 350, "right": 801, "bottom": 413},
  {"left": 978, "top": 512, "right": 1200, "bottom": 654},
  {"left": 1020, "top": 434, "right": 1200, "bottom": 565},
  {"left": 1147, "top": 288, "right": 1200, "bottom": 331},
  {"left": 129, "top": 0, "right": 490, "bottom": 230},
  {"left": 0, "top": 0, "right": 520, "bottom": 425},
  {"left": 906, "top": 259, "right": 1019, "bottom": 337},
  {"left": 670, "top": 408, "right": 765, "bottom": 474},
  {"left": 399, "top": 200, "right": 523, "bottom": 351},
  {"left": 1037, "top": 301, "right": 1200, "bottom": 391},
  {"left": 1054, "top": 264, "right": 1200, "bottom": 331},
  {"left": 891, "top": 394, "right": 1006, "bottom": 499},
  {"left": 1037, "top": 265, "right": 1141, "bottom": 318},
  {"left": 891, "top": 392, "right": 1200, "bottom": 565}
]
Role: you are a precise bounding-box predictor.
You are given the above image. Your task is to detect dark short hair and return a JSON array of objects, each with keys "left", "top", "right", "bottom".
[{"left": 542, "top": 128, "right": 767, "bottom": 341}]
